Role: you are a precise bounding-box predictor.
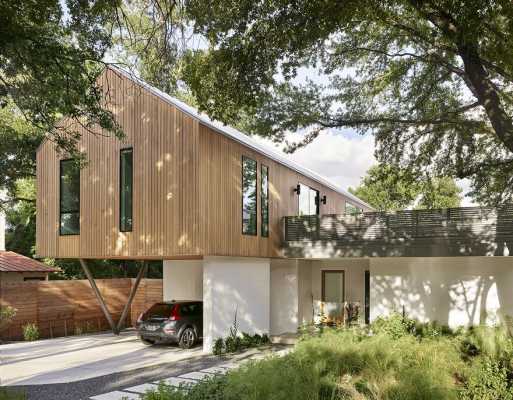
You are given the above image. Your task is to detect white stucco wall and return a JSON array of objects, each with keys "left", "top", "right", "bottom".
[
  {"left": 0, "top": 209, "right": 5, "bottom": 251},
  {"left": 370, "top": 257, "right": 513, "bottom": 328},
  {"left": 297, "top": 260, "right": 313, "bottom": 326},
  {"left": 270, "top": 259, "right": 299, "bottom": 335},
  {"left": 203, "top": 257, "right": 270, "bottom": 352},
  {"left": 163, "top": 260, "right": 203, "bottom": 301}
]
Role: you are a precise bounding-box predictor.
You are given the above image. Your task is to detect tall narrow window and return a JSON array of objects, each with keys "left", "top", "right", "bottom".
[
  {"left": 120, "top": 148, "right": 133, "bottom": 232},
  {"left": 242, "top": 156, "right": 257, "bottom": 235},
  {"left": 261, "top": 165, "right": 269, "bottom": 237},
  {"left": 60, "top": 159, "right": 80, "bottom": 235}
]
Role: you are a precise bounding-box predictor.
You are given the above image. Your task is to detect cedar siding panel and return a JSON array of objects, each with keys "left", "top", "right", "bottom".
[{"left": 36, "top": 68, "right": 366, "bottom": 259}]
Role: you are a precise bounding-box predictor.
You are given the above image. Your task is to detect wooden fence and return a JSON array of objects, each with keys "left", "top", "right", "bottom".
[{"left": 0, "top": 278, "right": 162, "bottom": 341}]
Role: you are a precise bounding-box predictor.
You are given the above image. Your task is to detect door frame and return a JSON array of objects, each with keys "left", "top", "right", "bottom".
[{"left": 321, "top": 269, "right": 345, "bottom": 302}]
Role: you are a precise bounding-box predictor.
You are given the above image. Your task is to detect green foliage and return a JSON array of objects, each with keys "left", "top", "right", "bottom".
[
  {"left": 0, "top": 1, "right": 124, "bottom": 156},
  {"left": 22, "top": 323, "right": 39, "bottom": 341},
  {"left": 0, "top": 388, "right": 26, "bottom": 400},
  {"left": 371, "top": 312, "right": 416, "bottom": 339},
  {"left": 0, "top": 306, "right": 16, "bottom": 333},
  {"left": 349, "top": 164, "right": 462, "bottom": 211},
  {"left": 183, "top": 0, "right": 513, "bottom": 205},
  {"left": 147, "top": 315, "right": 513, "bottom": 400},
  {"left": 212, "top": 337, "right": 225, "bottom": 356},
  {"left": 461, "top": 358, "right": 513, "bottom": 400}
]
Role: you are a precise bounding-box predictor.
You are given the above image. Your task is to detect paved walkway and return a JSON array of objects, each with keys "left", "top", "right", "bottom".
[
  {"left": 90, "top": 349, "right": 290, "bottom": 400},
  {"left": 0, "top": 330, "right": 202, "bottom": 386}
]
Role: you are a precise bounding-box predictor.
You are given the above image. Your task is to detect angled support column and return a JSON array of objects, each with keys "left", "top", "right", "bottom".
[
  {"left": 79, "top": 259, "right": 119, "bottom": 334},
  {"left": 116, "top": 261, "right": 148, "bottom": 332}
]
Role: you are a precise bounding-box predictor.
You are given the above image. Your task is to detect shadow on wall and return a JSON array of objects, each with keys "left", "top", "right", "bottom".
[{"left": 371, "top": 258, "right": 513, "bottom": 328}]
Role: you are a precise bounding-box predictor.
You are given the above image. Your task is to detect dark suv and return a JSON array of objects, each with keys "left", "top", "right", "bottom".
[{"left": 136, "top": 301, "right": 202, "bottom": 349}]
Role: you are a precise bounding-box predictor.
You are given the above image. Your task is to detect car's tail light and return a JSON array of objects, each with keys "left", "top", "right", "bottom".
[
  {"left": 163, "top": 321, "right": 177, "bottom": 334},
  {"left": 169, "top": 304, "right": 181, "bottom": 321}
]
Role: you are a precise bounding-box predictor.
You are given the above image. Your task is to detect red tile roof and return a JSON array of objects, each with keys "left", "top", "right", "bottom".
[{"left": 0, "top": 251, "right": 58, "bottom": 273}]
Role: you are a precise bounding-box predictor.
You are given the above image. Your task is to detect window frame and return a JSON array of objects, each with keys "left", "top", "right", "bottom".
[
  {"left": 59, "top": 158, "right": 80, "bottom": 236},
  {"left": 260, "top": 164, "right": 269, "bottom": 237},
  {"left": 241, "top": 155, "right": 258, "bottom": 236},
  {"left": 119, "top": 147, "right": 134, "bottom": 232},
  {"left": 321, "top": 270, "right": 345, "bottom": 303},
  {"left": 298, "top": 183, "right": 320, "bottom": 216}
]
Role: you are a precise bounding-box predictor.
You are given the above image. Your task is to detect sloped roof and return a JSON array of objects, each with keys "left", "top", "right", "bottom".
[
  {"left": 112, "top": 66, "right": 372, "bottom": 210},
  {"left": 0, "top": 251, "right": 58, "bottom": 273}
]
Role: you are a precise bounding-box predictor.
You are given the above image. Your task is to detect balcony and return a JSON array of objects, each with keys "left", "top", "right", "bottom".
[{"left": 283, "top": 206, "right": 513, "bottom": 258}]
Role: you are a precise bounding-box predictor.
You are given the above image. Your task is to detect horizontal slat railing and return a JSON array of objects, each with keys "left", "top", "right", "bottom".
[{"left": 283, "top": 205, "right": 513, "bottom": 257}]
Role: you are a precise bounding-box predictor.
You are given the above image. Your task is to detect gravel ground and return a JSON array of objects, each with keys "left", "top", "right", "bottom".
[
  {"left": 7, "top": 350, "right": 224, "bottom": 400},
  {"left": 5, "top": 345, "right": 287, "bottom": 400}
]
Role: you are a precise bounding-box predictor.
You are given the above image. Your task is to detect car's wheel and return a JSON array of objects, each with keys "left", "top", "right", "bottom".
[
  {"left": 140, "top": 337, "right": 156, "bottom": 346},
  {"left": 179, "top": 327, "right": 197, "bottom": 349}
]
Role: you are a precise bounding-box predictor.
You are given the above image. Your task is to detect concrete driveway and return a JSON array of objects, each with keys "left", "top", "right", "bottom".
[{"left": 0, "top": 330, "right": 202, "bottom": 386}]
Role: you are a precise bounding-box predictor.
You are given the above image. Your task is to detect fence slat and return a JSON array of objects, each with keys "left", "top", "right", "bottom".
[{"left": 0, "top": 278, "right": 162, "bottom": 341}]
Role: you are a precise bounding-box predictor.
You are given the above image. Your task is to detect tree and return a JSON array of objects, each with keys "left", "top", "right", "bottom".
[
  {"left": 349, "top": 165, "right": 461, "bottom": 211},
  {"left": 0, "top": 1, "right": 125, "bottom": 156},
  {"left": 183, "top": 0, "right": 513, "bottom": 205}
]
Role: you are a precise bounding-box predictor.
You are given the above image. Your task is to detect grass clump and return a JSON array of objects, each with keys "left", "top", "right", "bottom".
[
  {"left": 22, "top": 322, "right": 39, "bottom": 341},
  {"left": 144, "top": 315, "right": 513, "bottom": 400}
]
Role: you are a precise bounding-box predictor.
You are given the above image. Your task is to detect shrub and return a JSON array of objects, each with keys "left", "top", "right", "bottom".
[
  {"left": 371, "top": 312, "right": 415, "bottom": 339},
  {"left": 22, "top": 323, "right": 39, "bottom": 341},
  {"left": 0, "top": 306, "right": 16, "bottom": 333},
  {"left": 461, "top": 358, "right": 513, "bottom": 400},
  {"left": 212, "top": 338, "right": 225, "bottom": 356}
]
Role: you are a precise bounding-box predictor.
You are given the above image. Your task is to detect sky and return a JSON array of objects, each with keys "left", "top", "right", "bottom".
[{"left": 252, "top": 130, "right": 476, "bottom": 207}]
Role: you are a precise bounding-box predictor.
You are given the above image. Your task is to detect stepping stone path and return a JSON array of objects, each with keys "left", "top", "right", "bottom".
[{"left": 90, "top": 349, "right": 291, "bottom": 400}]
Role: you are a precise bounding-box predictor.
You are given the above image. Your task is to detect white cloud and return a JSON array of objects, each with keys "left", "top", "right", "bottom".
[
  {"left": 253, "top": 130, "right": 476, "bottom": 207},
  {"left": 253, "top": 130, "right": 376, "bottom": 191}
]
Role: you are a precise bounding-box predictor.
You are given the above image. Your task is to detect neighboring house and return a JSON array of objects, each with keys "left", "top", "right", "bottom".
[
  {"left": 35, "top": 67, "right": 513, "bottom": 352},
  {"left": 0, "top": 210, "right": 57, "bottom": 282}
]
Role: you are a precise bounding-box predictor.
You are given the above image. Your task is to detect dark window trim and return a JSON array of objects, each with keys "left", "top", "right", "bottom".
[
  {"left": 241, "top": 155, "right": 258, "bottom": 236},
  {"left": 119, "top": 147, "right": 133, "bottom": 232},
  {"left": 365, "top": 270, "right": 370, "bottom": 324},
  {"left": 321, "top": 270, "right": 345, "bottom": 302},
  {"left": 297, "top": 182, "right": 320, "bottom": 216},
  {"left": 59, "top": 158, "right": 80, "bottom": 236},
  {"left": 261, "top": 164, "right": 269, "bottom": 237}
]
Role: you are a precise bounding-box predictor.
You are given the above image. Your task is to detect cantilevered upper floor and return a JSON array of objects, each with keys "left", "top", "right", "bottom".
[
  {"left": 36, "top": 67, "right": 370, "bottom": 260},
  {"left": 283, "top": 206, "right": 513, "bottom": 258}
]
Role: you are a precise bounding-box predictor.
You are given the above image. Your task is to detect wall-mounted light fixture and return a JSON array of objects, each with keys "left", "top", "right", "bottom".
[
  {"left": 293, "top": 184, "right": 301, "bottom": 195},
  {"left": 321, "top": 195, "right": 327, "bottom": 204}
]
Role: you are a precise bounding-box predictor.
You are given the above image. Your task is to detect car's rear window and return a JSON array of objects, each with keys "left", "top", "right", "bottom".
[
  {"left": 180, "top": 303, "right": 202, "bottom": 316},
  {"left": 144, "top": 303, "right": 174, "bottom": 320}
]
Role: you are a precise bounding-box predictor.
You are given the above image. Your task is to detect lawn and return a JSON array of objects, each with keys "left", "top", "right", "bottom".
[{"left": 144, "top": 314, "right": 513, "bottom": 400}]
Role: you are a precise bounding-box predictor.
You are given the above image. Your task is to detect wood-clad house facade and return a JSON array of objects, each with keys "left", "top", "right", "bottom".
[{"left": 36, "top": 67, "right": 370, "bottom": 261}]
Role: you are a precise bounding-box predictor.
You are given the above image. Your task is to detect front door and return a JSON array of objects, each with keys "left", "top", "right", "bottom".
[{"left": 322, "top": 270, "right": 345, "bottom": 303}]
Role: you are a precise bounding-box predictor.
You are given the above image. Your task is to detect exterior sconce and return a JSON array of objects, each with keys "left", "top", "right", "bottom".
[
  {"left": 321, "top": 195, "right": 327, "bottom": 204},
  {"left": 293, "top": 184, "right": 301, "bottom": 195}
]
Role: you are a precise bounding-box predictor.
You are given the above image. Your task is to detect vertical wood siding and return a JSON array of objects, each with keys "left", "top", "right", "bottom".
[{"left": 36, "top": 69, "right": 367, "bottom": 259}]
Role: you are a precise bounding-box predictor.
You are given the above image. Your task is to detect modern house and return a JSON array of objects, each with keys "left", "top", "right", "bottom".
[
  {"left": 36, "top": 67, "right": 513, "bottom": 351},
  {"left": 0, "top": 210, "right": 57, "bottom": 282}
]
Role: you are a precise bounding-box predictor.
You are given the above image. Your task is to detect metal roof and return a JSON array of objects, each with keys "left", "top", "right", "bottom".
[
  {"left": 0, "top": 251, "right": 58, "bottom": 273},
  {"left": 112, "top": 66, "right": 372, "bottom": 210}
]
